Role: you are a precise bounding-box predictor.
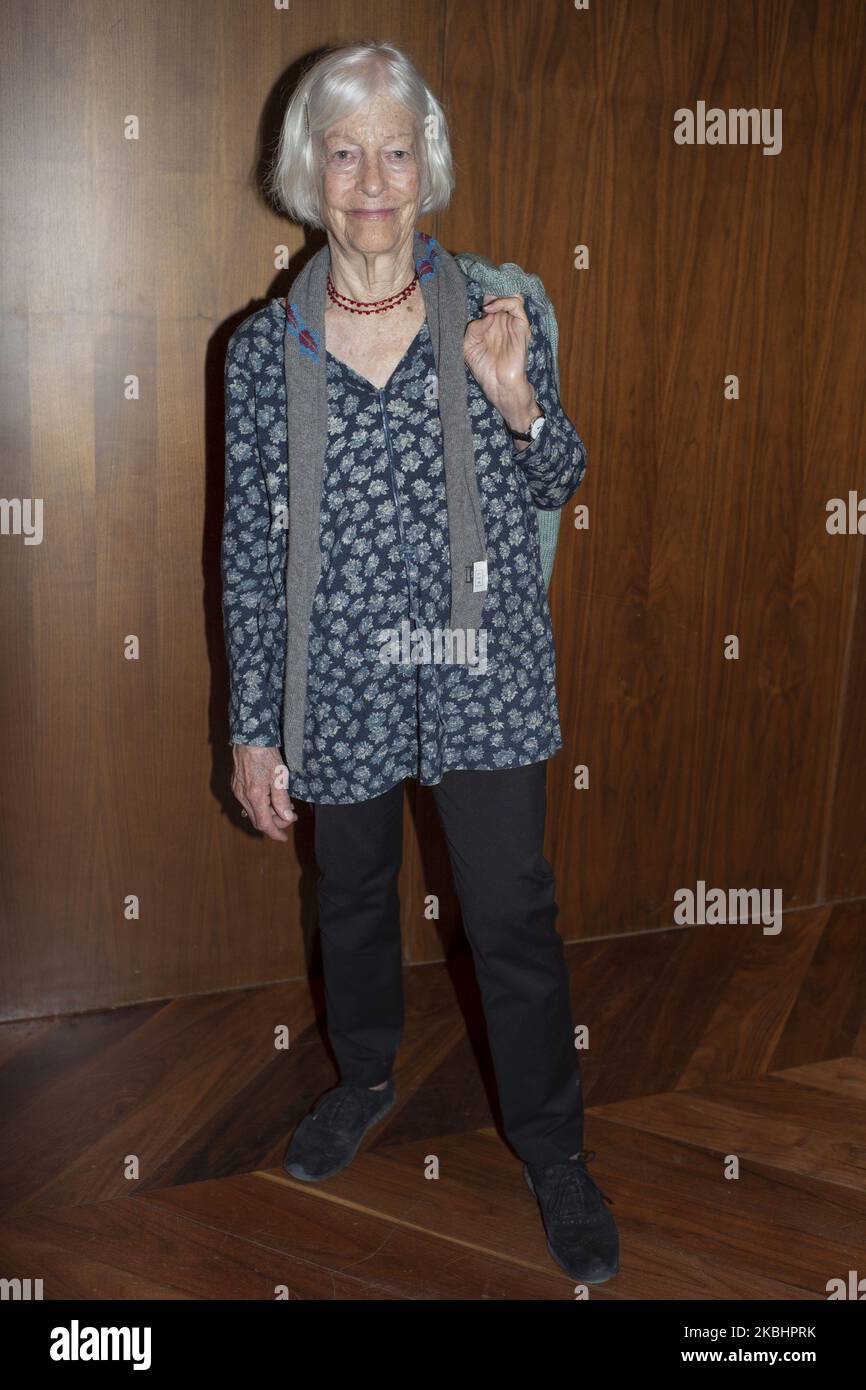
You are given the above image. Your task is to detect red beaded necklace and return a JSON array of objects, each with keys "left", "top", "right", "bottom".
[{"left": 326, "top": 269, "right": 418, "bottom": 315}]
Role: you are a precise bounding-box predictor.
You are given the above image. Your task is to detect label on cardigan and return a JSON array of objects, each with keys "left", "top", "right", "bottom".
[{"left": 469, "top": 560, "right": 488, "bottom": 593}]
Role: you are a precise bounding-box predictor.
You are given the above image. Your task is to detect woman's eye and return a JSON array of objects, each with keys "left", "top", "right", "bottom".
[{"left": 329, "top": 148, "right": 411, "bottom": 164}]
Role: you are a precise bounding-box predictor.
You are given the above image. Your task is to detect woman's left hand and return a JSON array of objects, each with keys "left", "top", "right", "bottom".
[{"left": 463, "top": 293, "right": 535, "bottom": 427}]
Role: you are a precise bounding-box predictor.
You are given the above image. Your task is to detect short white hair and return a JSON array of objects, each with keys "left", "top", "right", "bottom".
[{"left": 267, "top": 40, "right": 455, "bottom": 230}]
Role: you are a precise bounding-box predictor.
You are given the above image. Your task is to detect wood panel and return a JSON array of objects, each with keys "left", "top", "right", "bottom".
[
  {"left": 413, "top": 0, "right": 866, "bottom": 957},
  {"left": 0, "top": 0, "right": 446, "bottom": 1017}
]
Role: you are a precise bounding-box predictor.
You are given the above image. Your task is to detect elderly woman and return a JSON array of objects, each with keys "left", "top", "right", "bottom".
[{"left": 221, "top": 41, "right": 618, "bottom": 1284}]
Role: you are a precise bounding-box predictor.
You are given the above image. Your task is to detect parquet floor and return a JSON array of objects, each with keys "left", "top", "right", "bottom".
[{"left": 1, "top": 905, "right": 864, "bottom": 1299}]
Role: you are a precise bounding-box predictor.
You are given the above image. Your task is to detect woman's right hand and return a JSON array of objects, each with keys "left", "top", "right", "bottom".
[{"left": 231, "top": 745, "right": 298, "bottom": 841}]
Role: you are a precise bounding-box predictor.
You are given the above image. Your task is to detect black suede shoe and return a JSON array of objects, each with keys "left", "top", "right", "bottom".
[
  {"left": 282, "top": 1079, "right": 396, "bottom": 1181},
  {"left": 524, "top": 1149, "right": 620, "bottom": 1283}
]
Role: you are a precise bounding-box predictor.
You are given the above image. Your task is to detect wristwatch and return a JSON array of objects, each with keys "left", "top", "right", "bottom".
[{"left": 507, "top": 401, "right": 546, "bottom": 442}]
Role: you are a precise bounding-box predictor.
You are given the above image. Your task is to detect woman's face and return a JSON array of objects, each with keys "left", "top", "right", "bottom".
[{"left": 320, "top": 90, "right": 421, "bottom": 258}]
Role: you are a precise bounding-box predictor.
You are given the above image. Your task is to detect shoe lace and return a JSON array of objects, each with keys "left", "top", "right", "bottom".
[{"left": 546, "top": 1150, "right": 615, "bottom": 1225}]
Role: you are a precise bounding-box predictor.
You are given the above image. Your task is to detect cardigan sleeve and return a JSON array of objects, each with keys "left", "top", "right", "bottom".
[
  {"left": 221, "top": 321, "right": 286, "bottom": 747},
  {"left": 510, "top": 291, "right": 587, "bottom": 511}
]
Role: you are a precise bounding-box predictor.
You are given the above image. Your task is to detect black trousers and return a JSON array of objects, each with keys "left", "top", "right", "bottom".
[{"left": 313, "top": 759, "right": 584, "bottom": 1168}]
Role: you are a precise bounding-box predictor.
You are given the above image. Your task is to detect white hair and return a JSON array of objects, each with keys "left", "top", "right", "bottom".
[{"left": 266, "top": 40, "right": 455, "bottom": 230}]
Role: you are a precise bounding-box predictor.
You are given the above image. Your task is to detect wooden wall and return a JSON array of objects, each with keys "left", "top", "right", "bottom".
[{"left": 1, "top": 0, "right": 864, "bottom": 1019}]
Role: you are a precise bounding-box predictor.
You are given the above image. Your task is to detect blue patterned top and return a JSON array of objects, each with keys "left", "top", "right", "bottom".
[{"left": 222, "top": 273, "right": 587, "bottom": 804}]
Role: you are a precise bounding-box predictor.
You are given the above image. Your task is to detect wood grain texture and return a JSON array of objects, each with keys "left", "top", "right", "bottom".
[
  {"left": 0, "top": 913, "right": 863, "bottom": 1298},
  {"left": 0, "top": 0, "right": 864, "bottom": 1016},
  {"left": 0, "top": 0, "right": 445, "bottom": 1016},
  {"left": 418, "top": 0, "right": 866, "bottom": 954}
]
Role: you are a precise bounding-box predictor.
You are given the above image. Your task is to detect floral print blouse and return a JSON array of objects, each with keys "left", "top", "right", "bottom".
[{"left": 222, "top": 273, "right": 587, "bottom": 804}]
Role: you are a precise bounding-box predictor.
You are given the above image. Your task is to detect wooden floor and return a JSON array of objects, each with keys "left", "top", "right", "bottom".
[{"left": 1, "top": 905, "right": 865, "bottom": 1300}]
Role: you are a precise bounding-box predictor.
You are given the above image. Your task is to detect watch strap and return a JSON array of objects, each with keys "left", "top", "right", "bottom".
[{"left": 507, "top": 401, "right": 545, "bottom": 441}]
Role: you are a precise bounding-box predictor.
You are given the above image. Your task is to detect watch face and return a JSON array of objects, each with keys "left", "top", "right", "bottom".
[{"left": 529, "top": 413, "right": 546, "bottom": 439}]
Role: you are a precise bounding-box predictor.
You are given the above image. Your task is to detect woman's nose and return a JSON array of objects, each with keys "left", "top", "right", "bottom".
[{"left": 357, "top": 154, "right": 386, "bottom": 193}]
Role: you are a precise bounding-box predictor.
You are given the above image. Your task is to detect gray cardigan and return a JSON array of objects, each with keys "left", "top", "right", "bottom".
[{"left": 280, "top": 231, "right": 491, "bottom": 770}]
